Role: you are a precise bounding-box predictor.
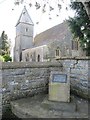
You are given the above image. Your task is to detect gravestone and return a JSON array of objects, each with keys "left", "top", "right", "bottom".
[{"left": 49, "top": 71, "right": 70, "bottom": 102}]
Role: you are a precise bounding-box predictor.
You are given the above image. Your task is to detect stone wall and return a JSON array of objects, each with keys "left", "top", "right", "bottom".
[
  {"left": 1, "top": 62, "right": 62, "bottom": 105},
  {"left": 57, "top": 57, "right": 90, "bottom": 99},
  {"left": 1, "top": 58, "right": 90, "bottom": 106}
]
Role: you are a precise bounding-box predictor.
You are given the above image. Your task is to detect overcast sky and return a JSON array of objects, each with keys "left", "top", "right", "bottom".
[{"left": 0, "top": 0, "right": 75, "bottom": 56}]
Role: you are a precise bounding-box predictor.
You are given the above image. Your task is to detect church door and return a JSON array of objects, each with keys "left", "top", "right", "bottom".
[
  {"left": 20, "top": 52, "right": 22, "bottom": 61},
  {"left": 37, "top": 54, "right": 40, "bottom": 62}
]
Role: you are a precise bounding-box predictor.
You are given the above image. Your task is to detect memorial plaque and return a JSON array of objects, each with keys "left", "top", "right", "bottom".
[
  {"left": 52, "top": 74, "right": 67, "bottom": 83},
  {"left": 49, "top": 71, "right": 70, "bottom": 102}
]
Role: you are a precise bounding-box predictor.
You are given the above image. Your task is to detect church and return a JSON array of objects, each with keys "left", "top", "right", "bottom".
[{"left": 14, "top": 6, "right": 86, "bottom": 62}]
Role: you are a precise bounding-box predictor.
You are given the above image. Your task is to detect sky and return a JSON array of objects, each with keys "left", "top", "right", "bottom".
[{"left": 0, "top": 0, "right": 75, "bottom": 56}]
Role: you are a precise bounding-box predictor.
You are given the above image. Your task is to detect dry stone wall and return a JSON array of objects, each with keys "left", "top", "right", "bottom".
[
  {"left": 1, "top": 58, "right": 90, "bottom": 106},
  {"left": 1, "top": 62, "right": 62, "bottom": 105},
  {"left": 58, "top": 57, "right": 90, "bottom": 99}
]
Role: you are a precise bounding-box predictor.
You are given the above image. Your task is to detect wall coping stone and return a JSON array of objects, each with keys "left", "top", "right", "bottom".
[
  {"left": 56, "top": 57, "right": 90, "bottom": 60},
  {"left": 1, "top": 62, "right": 63, "bottom": 69}
]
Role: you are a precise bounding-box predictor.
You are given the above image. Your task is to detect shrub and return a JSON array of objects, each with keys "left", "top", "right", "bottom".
[{"left": 3, "top": 54, "right": 12, "bottom": 62}]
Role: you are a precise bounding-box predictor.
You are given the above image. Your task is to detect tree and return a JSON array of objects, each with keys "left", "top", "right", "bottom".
[
  {"left": 14, "top": 0, "right": 90, "bottom": 19},
  {"left": 0, "top": 31, "right": 12, "bottom": 61},
  {"left": 0, "top": 31, "right": 10, "bottom": 55},
  {"left": 75, "top": 1, "right": 90, "bottom": 19},
  {"left": 83, "top": 2, "right": 90, "bottom": 19},
  {"left": 68, "top": 2, "right": 90, "bottom": 56}
]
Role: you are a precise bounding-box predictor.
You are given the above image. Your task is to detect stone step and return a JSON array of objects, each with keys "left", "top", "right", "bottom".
[
  {"left": 41, "top": 99, "right": 76, "bottom": 112},
  {"left": 10, "top": 94, "right": 88, "bottom": 118}
]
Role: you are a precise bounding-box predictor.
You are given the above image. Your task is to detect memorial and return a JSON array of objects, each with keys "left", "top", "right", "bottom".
[
  {"left": 52, "top": 74, "right": 67, "bottom": 83},
  {"left": 49, "top": 71, "right": 70, "bottom": 102}
]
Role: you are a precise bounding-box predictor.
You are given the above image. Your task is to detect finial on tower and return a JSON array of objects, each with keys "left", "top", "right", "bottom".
[{"left": 16, "top": 5, "right": 34, "bottom": 26}]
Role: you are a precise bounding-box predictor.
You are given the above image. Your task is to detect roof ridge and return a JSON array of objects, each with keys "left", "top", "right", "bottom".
[
  {"left": 34, "top": 21, "right": 71, "bottom": 46},
  {"left": 35, "top": 21, "right": 67, "bottom": 38}
]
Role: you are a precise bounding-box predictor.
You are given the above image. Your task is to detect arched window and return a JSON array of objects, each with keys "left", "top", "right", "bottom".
[
  {"left": 55, "top": 48, "right": 60, "bottom": 57},
  {"left": 72, "top": 40, "right": 78, "bottom": 50},
  {"left": 37, "top": 54, "right": 40, "bottom": 62},
  {"left": 56, "top": 49, "right": 59, "bottom": 56}
]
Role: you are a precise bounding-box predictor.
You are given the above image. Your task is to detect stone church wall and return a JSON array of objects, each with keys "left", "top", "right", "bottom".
[
  {"left": 22, "top": 45, "right": 48, "bottom": 62},
  {"left": 47, "top": 41, "right": 72, "bottom": 60}
]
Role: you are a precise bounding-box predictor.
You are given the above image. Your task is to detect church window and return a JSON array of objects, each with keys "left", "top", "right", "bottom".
[
  {"left": 72, "top": 40, "right": 78, "bottom": 50},
  {"left": 55, "top": 49, "right": 60, "bottom": 57},
  {"left": 37, "top": 54, "right": 40, "bottom": 62}
]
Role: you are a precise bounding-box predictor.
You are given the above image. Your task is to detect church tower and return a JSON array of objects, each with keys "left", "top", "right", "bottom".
[{"left": 14, "top": 6, "right": 34, "bottom": 61}]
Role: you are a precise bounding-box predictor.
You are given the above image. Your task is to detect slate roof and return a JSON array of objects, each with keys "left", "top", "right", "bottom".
[
  {"left": 16, "top": 6, "right": 34, "bottom": 26},
  {"left": 34, "top": 21, "right": 72, "bottom": 46}
]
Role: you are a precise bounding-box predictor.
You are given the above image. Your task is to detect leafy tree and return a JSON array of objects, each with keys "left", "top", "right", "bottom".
[
  {"left": 0, "top": 31, "right": 10, "bottom": 55},
  {"left": 0, "top": 31, "right": 12, "bottom": 62},
  {"left": 68, "top": 2, "right": 90, "bottom": 56},
  {"left": 13, "top": 0, "right": 65, "bottom": 21},
  {"left": 76, "top": 1, "right": 90, "bottom": 19},
  {"left": 14, "top": 0, "right": 90, "bottom": 19}
]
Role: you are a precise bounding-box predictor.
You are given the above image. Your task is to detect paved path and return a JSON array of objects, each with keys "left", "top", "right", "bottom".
[{"left": 11, "top": 94, "right": 89, "bottom": 118}]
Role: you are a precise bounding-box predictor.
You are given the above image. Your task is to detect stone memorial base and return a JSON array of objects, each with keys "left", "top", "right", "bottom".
[
  {"left": 41, "top": 96, "right": 75, "bottom": 112},
  {"left": 10, "top": 94, "right": 88, "bottom": 118},
  {"left": 49, "top": 71, "right": 70, "bottom": 102},
  {"left": 49, "top": 83, "right": 70, "bottom": 102}
]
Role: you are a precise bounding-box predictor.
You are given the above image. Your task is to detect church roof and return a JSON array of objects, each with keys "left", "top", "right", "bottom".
[
  {"left": 16, "top": 6, "right": 34, "bottom": 26},
  {"left": 34, "top": 21, "right": 72, "bottom": 46}
]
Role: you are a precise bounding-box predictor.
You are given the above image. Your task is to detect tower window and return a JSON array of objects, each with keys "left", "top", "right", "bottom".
[
  {"left": 25, "top": 28, "right": 28, "bottom": 32},
  {"left": 23, "top": 11, "right": 25, "bottom": 14}
]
